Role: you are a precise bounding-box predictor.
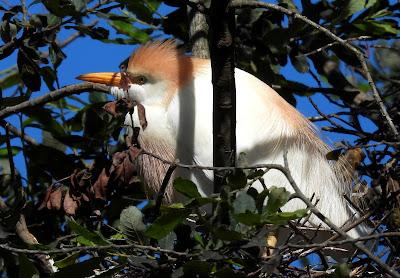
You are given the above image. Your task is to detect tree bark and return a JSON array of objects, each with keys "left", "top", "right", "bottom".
[
  {"left": 188, "top": 1, "right": 209, "bottom": 58},
  {"left": 209, "top": 0, "right": 236, "bottom": 193}
]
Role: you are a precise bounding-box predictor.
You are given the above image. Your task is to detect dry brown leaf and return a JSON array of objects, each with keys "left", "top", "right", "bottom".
[
  {"left": 63, "top": 191, "right": 78, "bottom": 215},
  {"left": 38, "top": 186, "right": 53, "bottom": 210},
  {"left": 343, "top": 148, "right": 365, "bottom": 171},
  {"left": 49, "top": 189, "right": 62, "bottom": 210},
  {"left": 103, "top": 101, "right": 121, "bottom": 117},
  {"left": 92, "top": 168, "right": 110, "bottom": 200}
]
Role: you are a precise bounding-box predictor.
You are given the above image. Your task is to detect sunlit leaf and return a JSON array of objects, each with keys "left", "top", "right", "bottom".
[
  {"left": 119, "top": 206, "right": 146, "bottom": 236},
  {"left": 144, "top": 208, "right": 189, "bottom": 240},
  {"left": 54, "top": 253, "right": 79, "bottom": 268},
  {"left": 173, "top": 177, "right": 202, "bottom": 199},
  {"left": 69, "top": 220, "right": 109, "bottom": 246},
  {"left": 264, "top": 186, "right": 290, "bottom": 214},
  {"left": 108, "top": 20, "right": 149, "bottom": 42}
]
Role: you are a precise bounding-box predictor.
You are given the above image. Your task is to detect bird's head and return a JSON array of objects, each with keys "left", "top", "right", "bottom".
[{"left": 77, "top": 40, "right": 196, "bottom": 106}]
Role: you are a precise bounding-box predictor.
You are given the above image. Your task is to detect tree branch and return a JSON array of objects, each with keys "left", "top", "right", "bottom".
[
  {"left": 0, "top": 83, "right": 110, "bottom": 119},
  {"left": 188, "top": 0, "right": 210, "bottom": 58},
  {"left": 0, "top": 242, "right": 189, "bottom": 257},
  {"left": 209, "top": 0, "right": 237, "bottom": 194},
  {"left": 1, "top": 120, "right": 38, "bottom": 145},
  {"left": 286, "top": 232, "right": 400, "bottom": 249}
]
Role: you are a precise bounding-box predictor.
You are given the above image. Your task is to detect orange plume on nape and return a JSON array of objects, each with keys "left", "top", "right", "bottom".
[{"left": 76, "top": 72, "right": 122, "bottom": 86}]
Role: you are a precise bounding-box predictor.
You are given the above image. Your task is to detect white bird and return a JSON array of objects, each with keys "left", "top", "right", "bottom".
[{"left": 77, "top": 40, "right": 366, "bottom": 240}]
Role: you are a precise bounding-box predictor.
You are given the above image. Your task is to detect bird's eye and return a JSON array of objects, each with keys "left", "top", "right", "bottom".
[{"left": 137, "top": 76, "right": 147, "bottom": 85}]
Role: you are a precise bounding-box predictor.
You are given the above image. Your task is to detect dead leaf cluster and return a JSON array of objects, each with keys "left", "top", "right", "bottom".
[{"left": 39, "top": 100, "right": 145, "bottom": 215}]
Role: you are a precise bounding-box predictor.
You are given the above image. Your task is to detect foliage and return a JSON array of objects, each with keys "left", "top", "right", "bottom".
[{"left": 0, "top": 0, "right": 399, "bottom": 277}]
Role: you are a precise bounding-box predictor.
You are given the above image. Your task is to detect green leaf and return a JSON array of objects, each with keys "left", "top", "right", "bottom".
[
  {"left": 173, "top": 178, "right": 201, "bottom": 199},
  {"left": 332, "top": 263, "right": 350, "bottom": 278},
  {"left": 119, "top": 206, "right": 146, "bottom": 236},
  {"left": 256, "top": 189, "right": 269, "bottom": 212},
  {"left": 0, "top": 146, "right": 21, "bottom": 158},
  {"left": 42, "top": 131, "right": 67, "bottom": 153},
  {"left": 144, "top": 208, "right": 189, "bottom": 240},
  {"left": 214, "top": 227, "right": 243, "bottom": 241},
  {"left": 214, "top": 267, "right": 246, "bottom": 278},
  {"left": 233, "top": 212, "right": 262, "bottom": 226},
  {"left": 0, "top": 72, "right": 21, "bottom": 90},
  {"left": 17, "top": 47, "right": 41, "bottom": 92},
  {"left": 69, "top": 220, "right": 109, "bottom": 246},
  {"left": 42, "top": 0, "right": 77, "bottom": 17},
  {"left": 18, "top": 254, "right": 39, "bottom": 278},
  {"left": 52, "top": 258, "right": 102, "bottom": 278},
  {"left": 227, "top": 170, "right": 247, "bottom": 189},
  {"left": 72, "top": 0, "right": 86, "bottom": 11},
  {"left": 233, "top": 191, "right": 256, "bottom": 214},
  {"left": 108, "top": 20, "right": 149, "bottom": 43},
  {"left": 247, "top": 169, "right": 265, "bottom": 180},
  {"left": 54, "top": 253, "right": 79, "bottom": 268},
  {"left": 185, "top": 197, "right": 217, "bottom": 207},
  {"left": 339, "top": 0, "right": 367, "bottom": 20},
  {"left": 122, "top": 0, "right": 161, "bottom": 22},
  {"left": 158, "top": 230, "right": 176, "bottom": 250},
  {"left": 89, "top": 91, "right": 108, "bottom": 103},
  {"left": 0, "top": 94, "right": 29, "bottom": 108},
  {"left": 353, "top": 20, "right": 399, "bottom": 35},
  {"left": 264, "top": 186, "right": 290, "bottom": 214},
  {"left": 0, "top": 22, "right": 18, "bottom": 42},
  {"left": 291, "top": 54, "right": 309, "bottom": 73},
  {"left": 40, "top": 66, "right": 57, "bottom": 91},
  {"left": 49, "top": 42, "right": 66, "bottom": 69},
  {"left": 193, "top": 231, "right": 204, "bottom": 247},
  {"left": 262, "top": 209, "right": 308, "bottom": 224},
  {"left": 23, "top": 107, "right": 65, "bottom": 137},
  {"left": 183, "top": 261, "right": 213, "bottom": 277}
]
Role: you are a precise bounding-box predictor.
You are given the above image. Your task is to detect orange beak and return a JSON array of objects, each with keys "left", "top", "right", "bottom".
[{"left": 76, "top": 72, "right": 122, "bottom": 87}]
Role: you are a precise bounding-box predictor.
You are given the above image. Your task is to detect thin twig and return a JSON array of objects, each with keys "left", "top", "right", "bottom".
[
  {"left": 2, "top": 122, "right": 16, "bottom": 187},
  {"left": 1, "top": 120, "right": 38, "bottom": 145},
  {"left": 286, "top": 232, "right": 400, "bottom": 249},
  {"left": 302, "top": 36, "right": 376, "bottom": 56},
  {"left": 0, "top": 242, "right": 189, "bottom": 257},
  {"left": 0, "top": 83, "right": 110, "bottom": 119},
  {"left": 154, "top": 164, "right": 177, "bottom": 216}
]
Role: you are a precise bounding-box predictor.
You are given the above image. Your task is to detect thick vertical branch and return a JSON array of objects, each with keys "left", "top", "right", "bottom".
[
  {"left": 209, "top": 0, "right": 236, "bottom": 193},
  {"left": 188, "top": 1, "right": 209, "bottom": 58}
]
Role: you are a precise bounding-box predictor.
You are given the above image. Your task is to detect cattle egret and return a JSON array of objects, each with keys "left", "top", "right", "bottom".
[{"left": 77, "top": 40, "right": 366, "bottom": 239}]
